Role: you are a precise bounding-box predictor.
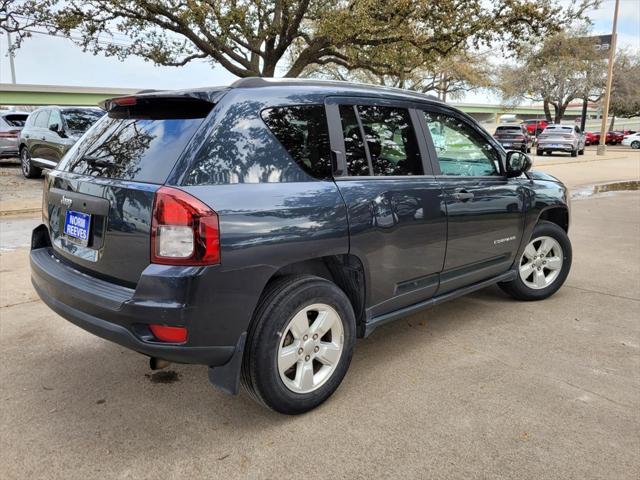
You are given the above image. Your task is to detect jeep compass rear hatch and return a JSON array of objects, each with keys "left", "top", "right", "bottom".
[{"left": 44, "top": 91, "right": 223, "bottom": 286}]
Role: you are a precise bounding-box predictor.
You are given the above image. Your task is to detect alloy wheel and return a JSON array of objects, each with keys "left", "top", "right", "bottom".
[
  {"left": 519, "top": 236, "right": 564, "bottom": 290},
  {"left": 21, "top": 149, "right": 30, "bottom": 176},
  {"left": 277, "top": 303, "right": 344, "bottom": 394}
]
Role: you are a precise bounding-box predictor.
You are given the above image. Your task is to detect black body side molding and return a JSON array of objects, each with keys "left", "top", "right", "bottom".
[{"left": 364, "top": 270, "right": 517, "bottom": 337}]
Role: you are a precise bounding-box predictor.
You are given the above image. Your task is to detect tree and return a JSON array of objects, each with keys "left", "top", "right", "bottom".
[
  {"left": 0, "top": 0, "right": 55, "bottom": 48},
  {"left": 9, "top": 0, "right": 596, "bottom": 79},
  {"left": 498, "top": 32, "right": 607, "bottom": 123},
  {"left": 609, "top": 52, "right": 640, "bottom": 124},
  {"left": 304, "top": 49, "right": 493, "bottom": 101}
]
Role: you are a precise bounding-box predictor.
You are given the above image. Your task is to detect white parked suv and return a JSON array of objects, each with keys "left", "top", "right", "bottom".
[
  {"left": 536, "top": 124, "right": 585, "bottom": 157},
  {"left": 621, "top": 132, "right": 640, "bottom": 149}
]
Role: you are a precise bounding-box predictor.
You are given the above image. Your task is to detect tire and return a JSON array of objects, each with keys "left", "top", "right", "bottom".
[
  {"left": 241, "top": 275, "right": 356, "bottom": 414},
  {"left": 20, "top": 147, "right": 42, "bottom": 179},
  {"left": 527, "top": 146, "right": 531, "bottom": 153},
  {"left": 536, "top": 149, "right": 543, "bottom": 156},
  {"left": 632, "top": 141, "right": 640, "bottom": 149},
  {"left": 578, "top": 148, "right": 585, "bottom": 155},
  {"left": 570, "top": 148, "right": 577, "bottom": 157},
  {"left": 499, "top": 221, "right": 572, "bottom": 301}
]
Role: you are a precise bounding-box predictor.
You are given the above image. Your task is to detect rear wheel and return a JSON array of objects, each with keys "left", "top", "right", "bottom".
[
  {"left": 241, "top": 275, "right": 355, "bottom": 414},
  {"left": 20, "top": 147, "right": 42, "bottom": 179},
  {"left": 499, "top": 221, "right": 572, "bottom": 301},
  {"left": 536, "top": 149, "right": 543, "bottom": 156},
  {"left": 578, "top": 147, "right": 585, "bottom": 155},
  {"left": 570, "top": 148, "right": 578, "bottom": 157}
]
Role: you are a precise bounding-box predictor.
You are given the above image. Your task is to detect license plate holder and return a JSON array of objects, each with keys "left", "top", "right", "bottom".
[{"left": 64, "top": 210, "right": 91, "bottom": 246}]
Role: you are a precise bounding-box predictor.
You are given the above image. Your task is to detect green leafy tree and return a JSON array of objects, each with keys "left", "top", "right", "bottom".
[
  {"left": 9, "top": 0, "right": 596, "bottom": 79},
  {"left": 497, "top": 31, "right": 608, "bottom": 123},
  {"left": 609, "top": 52, "right": 640, "bottom": 127}
]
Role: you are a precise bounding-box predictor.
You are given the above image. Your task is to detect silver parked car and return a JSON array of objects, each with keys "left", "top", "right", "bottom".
[
  {"left": 0, "top": 111, "right": 29, "bottom": 158},
  {"left": 536, "top": 124, "right": 585, "bottom": 157}
]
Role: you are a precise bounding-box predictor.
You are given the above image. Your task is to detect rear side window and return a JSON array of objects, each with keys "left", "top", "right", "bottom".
[
  {"left": 339, "top": 105, "right": 422, "bottom": 176},
  {"left": 261, "top": 106, "right": 331, "bottom": 179},
  {"left": 2, "top": 114, "right": 28, "bottom": 127},
  {"left": 34, "top": 110, "right": 50, "bottom": 128},
  {"left": 58, "top": 100, "right": 211, "bottom": 184}
]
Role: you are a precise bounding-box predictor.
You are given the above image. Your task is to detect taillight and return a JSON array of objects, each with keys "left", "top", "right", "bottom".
[
  {"left": 563, "top": 135, "right": 573, "bottom": 139},
  {"left": 151, "top": 186, "right": 220, "bottom": 265},
  {"left": 0, "top": 130, "right": 19, "bottom": 138}
]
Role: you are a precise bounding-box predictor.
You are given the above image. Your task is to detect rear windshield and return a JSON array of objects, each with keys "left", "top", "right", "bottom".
[
  {"left": 62, "top": 109, "right": 104, "bottom": 132},
  {"left": 58, "top": 100, "right": 211, "bottom": 184},
  {"left": 496, "top": 126, "right": 521, "bottom": 131},
  {"left": 545, "top": 126, "right": 572, "bottom": 131},
  {"left": 2, "top": 114, "right": 28, "bottom": 127}
]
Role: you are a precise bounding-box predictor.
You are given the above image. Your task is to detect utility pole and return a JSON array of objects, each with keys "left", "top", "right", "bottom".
[
  {"left": 597, "top": 0, "right": 620, "bottom": 155},
  {"left": 6, "top": 31, "right": 17, "bottom": 83}
]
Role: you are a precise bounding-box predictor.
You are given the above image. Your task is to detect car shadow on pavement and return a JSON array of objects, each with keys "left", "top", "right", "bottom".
[{"left": 23, "top": 285, "right": 514, "bottom": 429}]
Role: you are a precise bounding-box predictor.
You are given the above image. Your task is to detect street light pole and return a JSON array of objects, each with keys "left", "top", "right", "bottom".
[
  {"left": 6, "top": 31, "right": 17, "bottom": 84},
  {"left": 597, "top": 0, "right": 620, "bottom": 155}
]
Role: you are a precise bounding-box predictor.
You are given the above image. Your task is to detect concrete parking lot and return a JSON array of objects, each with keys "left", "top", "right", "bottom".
[{"left": 1, "top": 148, "right": 639, "bottom": 479}]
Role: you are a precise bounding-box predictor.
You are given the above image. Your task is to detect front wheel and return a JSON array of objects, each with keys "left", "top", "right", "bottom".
[
  {"left": 499, "top": 221, "right": 572, "bottom": 301},
  {"left": 241, "top": 275, "right": 355, "bottom": 414},
  {"left": 20, "top": 147, "right": 42, "bottom": 179},
  {"left": 632, "top": 141, "right": 640, "bottom": 149}
]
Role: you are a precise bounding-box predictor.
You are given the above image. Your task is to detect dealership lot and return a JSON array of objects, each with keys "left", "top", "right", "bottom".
[{"left": 1, "top": 150, "right": 639, "bottom": 479}]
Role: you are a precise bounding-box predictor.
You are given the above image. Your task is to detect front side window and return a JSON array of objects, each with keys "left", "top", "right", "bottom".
[
  {"left": 261, "top": 106, "right": 331, "bottom": 179},
  {"left": 423, "top": 111, "right": 499, "bottom": 177},
  {"left": 48, "top": 110, "right": 63, "bottom": 129},
  {"left": 339, "top": 105, "right": 422, "bottom": 176},
  {"left": 62, "top": 109, "right": 104, "bottom": 132}
]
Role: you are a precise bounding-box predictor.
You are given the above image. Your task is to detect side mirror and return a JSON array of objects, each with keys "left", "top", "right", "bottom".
[{"left": 505, "top": 150, "right": 532, "bottom": 178}]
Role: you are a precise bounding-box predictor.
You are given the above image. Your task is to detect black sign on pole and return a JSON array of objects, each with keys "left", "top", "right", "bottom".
[{"left": 579, "top": 34, "right": 613, "bottom": 58}]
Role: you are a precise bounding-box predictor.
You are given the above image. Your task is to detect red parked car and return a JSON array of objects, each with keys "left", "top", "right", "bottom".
[
  {"left": 584, "top": 131, "right": 598, "bottom": 145},
  {"left": 522, "top": 119, "right": 549, "bottom": 135},
  {"left": 588, "top": 132, "right": 620, "bottom": 145},
  {"left": 610, "top": 131, "right": 625, "bottom": 144}
]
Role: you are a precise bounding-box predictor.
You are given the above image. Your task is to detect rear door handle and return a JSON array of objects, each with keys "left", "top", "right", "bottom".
[{"left": 452, "top": 189, "right": 474, "bottom": 201}]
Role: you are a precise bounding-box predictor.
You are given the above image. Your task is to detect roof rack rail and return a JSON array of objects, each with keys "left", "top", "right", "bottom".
[{"left": 230, "top": 77, "right": 445, "bottom": 103}]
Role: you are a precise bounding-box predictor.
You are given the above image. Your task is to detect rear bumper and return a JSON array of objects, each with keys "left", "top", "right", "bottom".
[
  {"left": 30, "top": 228, "right": 237, "bottom": 366},
  {"left": 537, "top": 143, "right": 575, "bottom": 151},
  {"left": 0, "top": 143, "right": 19, "bottom": 157},
  {"left": 498, "top": 141, "right": 527, "bottom": 149}
]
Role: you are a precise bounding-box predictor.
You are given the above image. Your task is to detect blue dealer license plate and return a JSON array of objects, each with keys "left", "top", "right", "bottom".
[{"left": 64, "top": 210, "right": 91, "bottom": 245}]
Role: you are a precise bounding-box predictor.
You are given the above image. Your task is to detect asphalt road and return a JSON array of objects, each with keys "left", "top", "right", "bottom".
[{"left": 0, "top": 159, "right": 639, "bottom": 479}]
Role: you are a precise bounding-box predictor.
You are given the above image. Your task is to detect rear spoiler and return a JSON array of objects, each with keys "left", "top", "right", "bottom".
[{"left": 100, "top": 88, "right": 228, "bottom": 113}]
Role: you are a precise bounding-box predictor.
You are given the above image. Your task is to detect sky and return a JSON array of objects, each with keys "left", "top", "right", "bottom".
[{"left": 0, "top": 0, "right": 638, "bottom": 103}]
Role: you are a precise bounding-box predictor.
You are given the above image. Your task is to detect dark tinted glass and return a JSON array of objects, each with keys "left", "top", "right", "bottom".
[
  {"left": 62, "top": 109, "right": 103, "bottom": 132},
  {"left": 34, "top": 110, "right": 50, "bottom": 128},
  {"left": 3, "top": 114, "right": 28, "bottom": 127},
  {"left": 339, "top": 105, "right": 370, "bottom": 176},
  {"left": 357, "top": 105, "right": 422, "bottom": 176},
  {"left": 261, "top": 106, "right": 331, "bottom": 179},
  {"left": 58, "top": 115, "right": 205, "bottom": 184}
]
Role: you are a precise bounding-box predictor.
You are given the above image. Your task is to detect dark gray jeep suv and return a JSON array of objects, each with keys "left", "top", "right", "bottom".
[{"left": 30, "top": 78, "right": 572, "bottom": 414}]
